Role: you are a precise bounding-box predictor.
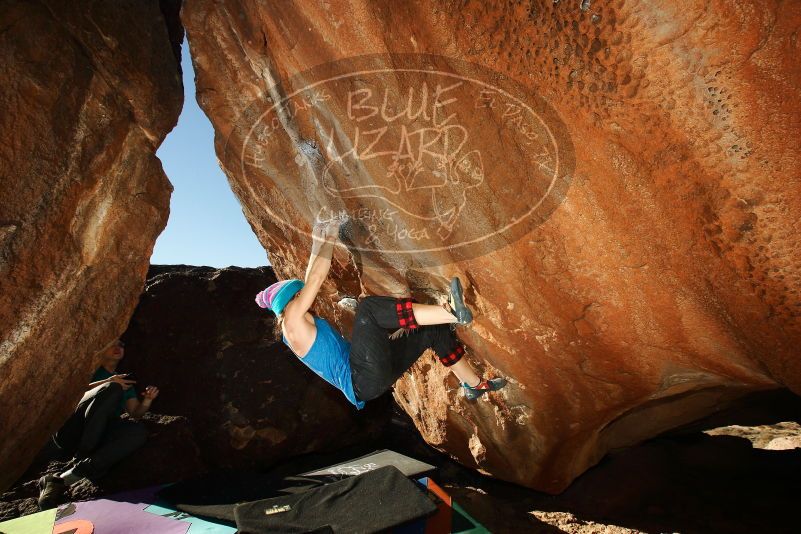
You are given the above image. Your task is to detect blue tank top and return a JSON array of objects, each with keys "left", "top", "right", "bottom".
[{"left": 283, "top": 316, "right": 365, "bottom": 410}]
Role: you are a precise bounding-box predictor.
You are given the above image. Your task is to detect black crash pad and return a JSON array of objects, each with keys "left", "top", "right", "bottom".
[
  {"left": 234, "top": 465, "right": 437, "bottom": 533},
  {"left": 300, "top": 449, "right": 435, "bottom": 478}
]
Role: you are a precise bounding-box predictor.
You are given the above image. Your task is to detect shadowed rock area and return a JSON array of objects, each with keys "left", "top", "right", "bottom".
[
  {"left": 182, "top": 0, "right": 801, "bottom": 491},
  {"left": 122, "top": 265, "right": 389, "bottom": 468},
  {"left": 0, "top": 0, "right": 183, "bottom": 490},
  {"left": 1, "top": 265, "right": 390, "bottom": 519}
]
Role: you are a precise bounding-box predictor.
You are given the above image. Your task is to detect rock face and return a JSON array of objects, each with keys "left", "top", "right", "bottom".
[
  {"left": 0, "top": 1, "right": 182, "bottom": 490},
  {"left": 122, "top": 266, "right": 389, "bottom": 469},
  {"left": 182, "top": 0, "right": 801, "bottom": 492}
]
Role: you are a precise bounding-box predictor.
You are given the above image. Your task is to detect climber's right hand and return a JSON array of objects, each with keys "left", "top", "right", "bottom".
[
  {"left": 323, "top": 218, "right": 343, "bottom": 241},
  {"left": 313, "top": 218, "right": 342, "bottom": 242}
]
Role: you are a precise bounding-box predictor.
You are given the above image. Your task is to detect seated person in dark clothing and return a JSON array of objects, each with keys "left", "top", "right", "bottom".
[{"left": 37, "top": 339, "right": 160, "bottom": 510}]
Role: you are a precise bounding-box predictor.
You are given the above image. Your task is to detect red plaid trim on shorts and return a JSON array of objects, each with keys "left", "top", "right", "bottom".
[
  {"left": 395, "top": 298, "right": 419, "bottom": 330},
  {"left": 438, "top": 344, "right": 465, "bottom": 367}
]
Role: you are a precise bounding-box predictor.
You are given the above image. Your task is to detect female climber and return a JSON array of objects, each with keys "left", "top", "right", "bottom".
[{"left": 254, "top": 219, "right": 506, "bottom": 409}]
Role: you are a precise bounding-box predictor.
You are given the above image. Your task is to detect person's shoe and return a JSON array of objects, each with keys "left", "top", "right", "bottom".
[
  {"left": 37, "top": 474, "right": 66, "bottom": 511},
  {"left": 462, "top": 378, "right": 507, "bottom": 401},
  {"left": 337, "top": 297, "right": 359, "bottom": 311},
  {"left": 447, "top": 277, "right": 472, "bottom": 326}
]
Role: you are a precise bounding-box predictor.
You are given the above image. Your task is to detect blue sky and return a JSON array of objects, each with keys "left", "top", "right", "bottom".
[{"left": 152, "top": 41, "right": 268, "bottom": 268}]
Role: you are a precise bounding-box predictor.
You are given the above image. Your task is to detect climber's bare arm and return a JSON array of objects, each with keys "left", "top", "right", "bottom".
[
  {"left": 303, "top": 220, "right": 339, "bottom": 283},
  {"left": 284, "top": 222, "right": 340, "bottom": 326}
]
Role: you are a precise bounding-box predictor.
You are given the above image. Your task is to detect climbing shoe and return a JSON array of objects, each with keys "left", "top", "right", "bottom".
[
  {"left": 37, "top": 474, "right": 66, "bottom": 511},
  {"left": 337, "top": 297, "right": 359, "bottom": 311},
  {"left": 447, "top": 276, "right": 472, "bottom": 326},
  {"left": 462, "top": 378, "right": 507, "bottom": 401}
]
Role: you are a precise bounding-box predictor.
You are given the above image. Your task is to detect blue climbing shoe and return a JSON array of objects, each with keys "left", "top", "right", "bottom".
[
  {"left": 448, "top": 277, "right": 472, "bottom": 326},
  {"left": 463, "top": 377, "right": 507, "bottom": 401}
]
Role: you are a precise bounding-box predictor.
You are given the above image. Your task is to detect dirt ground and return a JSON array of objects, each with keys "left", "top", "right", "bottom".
[
  {"left": 426, "top": 389, "right": 801, "bottom": 533},
  {"left": 3, "top": 389, "right": 800, "bottom": 533}
]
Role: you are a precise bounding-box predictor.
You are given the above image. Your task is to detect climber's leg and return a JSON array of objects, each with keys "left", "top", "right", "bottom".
[
  {"left": 447, "top": 358, "right": 482, "bottom": 388},
  {"left": 410, "top": 303, "right": 456, "bottom": 325},
  {"left": 349, "top": 296, "right": 418, "bottom": 401},
  {"left": 409, "top": 276, "right": 472, "bottom": 326},
  {"left": 357, "top": 296, "right": 420, "bottom": 330},
  {"left": 402, "top": 325, "right": 506, "bottom": 401},
  {"left": 386, "top": 323, "right": 472, "bottom": 380},
  {"left": 388, "top": 324, "right": 456, "bottom": 379},
  {"left": 349, "top": 293, "right": 503, "bottom": 402}
]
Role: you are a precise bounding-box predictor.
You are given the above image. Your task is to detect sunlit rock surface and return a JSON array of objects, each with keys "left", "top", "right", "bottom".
[
  {"left": 0, "top": 0, "right": 182, "bottom": 490},
  {"left": 182, "top": 0, "right": 801, "bottom": 492}
]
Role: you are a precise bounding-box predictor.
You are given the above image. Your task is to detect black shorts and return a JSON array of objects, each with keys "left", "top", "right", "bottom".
[{"left": 348, "top": 296, "right": 464, "bottom": 402}]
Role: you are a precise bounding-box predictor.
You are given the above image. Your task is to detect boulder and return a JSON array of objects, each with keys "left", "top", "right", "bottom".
[
  {"left": 181, "top": 0, "right": 801, "bottom": 491},
  {"left": 121, "top": 266, "right": 389, "bottom": 469},
  {"left": 0, "top": 1, "right": 183, "bottom": 490}
]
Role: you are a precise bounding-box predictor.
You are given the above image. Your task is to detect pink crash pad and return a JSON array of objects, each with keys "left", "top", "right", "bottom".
[{"left": 55, "top": 500, "right": 188, "bottom": 534}]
